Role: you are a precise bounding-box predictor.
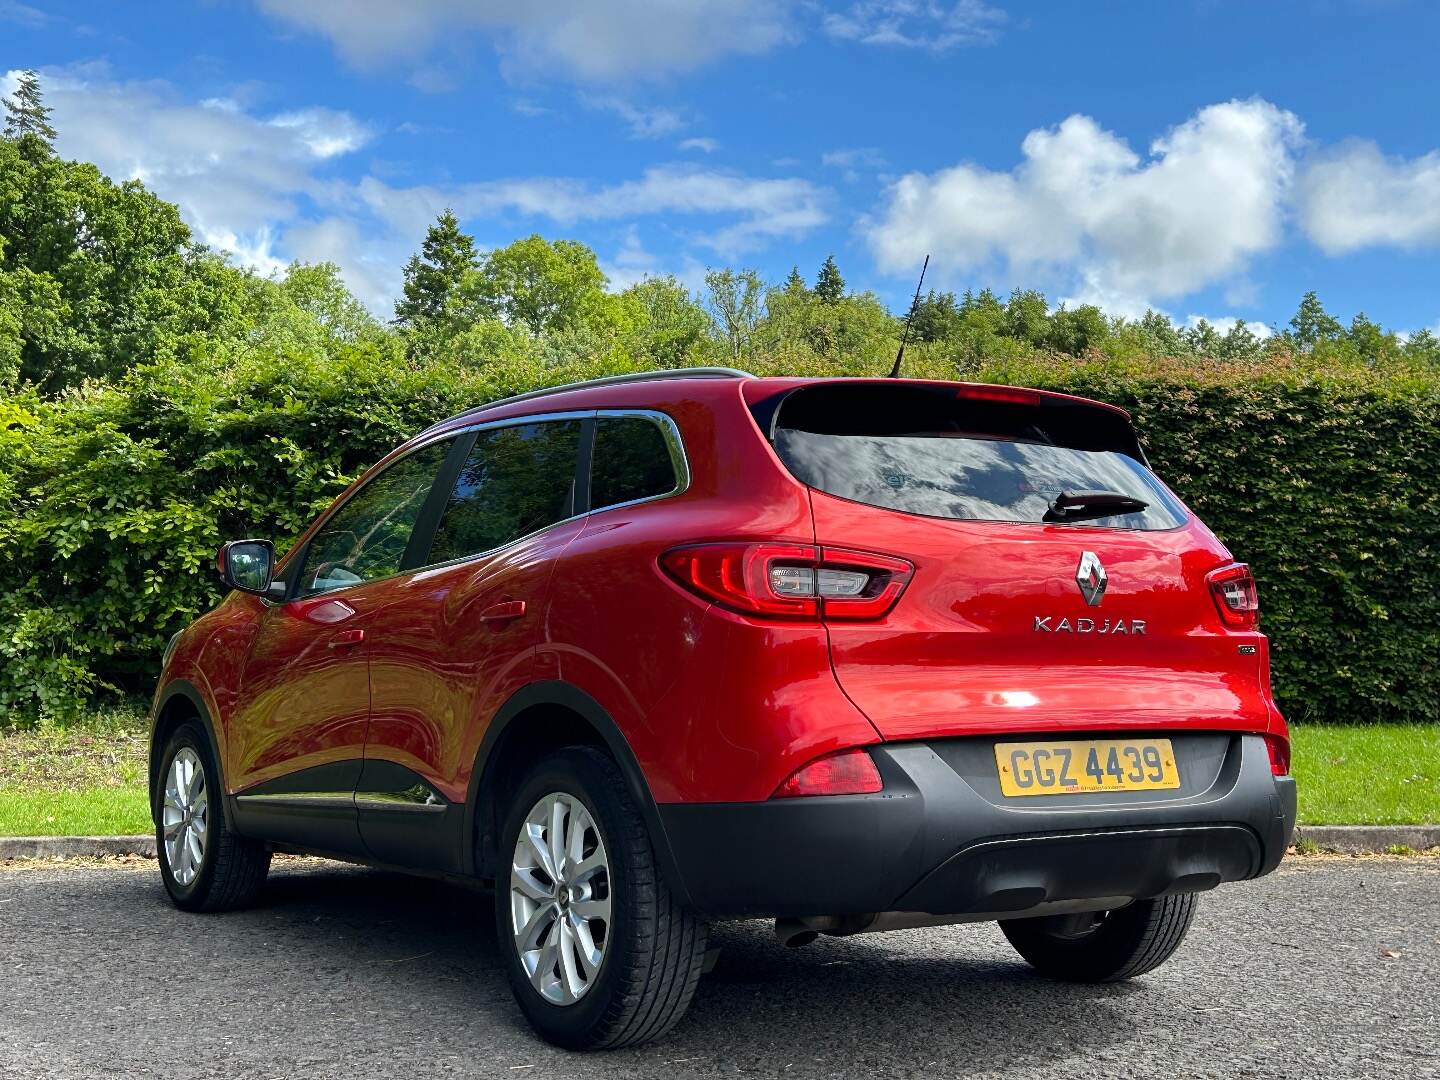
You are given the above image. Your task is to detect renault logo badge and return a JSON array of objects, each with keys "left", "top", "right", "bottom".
[{"left": 1076, "top": 551, "right": 1107, "bottom": 607}]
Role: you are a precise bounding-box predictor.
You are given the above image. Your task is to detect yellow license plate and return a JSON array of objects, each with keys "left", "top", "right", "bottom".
[{"left": 995, "top": 738, "right": 1179, "bottom": 797}]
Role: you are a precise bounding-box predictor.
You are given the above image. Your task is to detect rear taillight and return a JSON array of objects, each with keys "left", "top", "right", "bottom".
[
  {"left": 1207, "top": 562, "right": 1259, "bottom": 630},
  {"left": 660, "top": 543, "right": 913, "bottom": 620},
  {"left": 772, "top": 749, "right": 884, "bottom": 798},
  {"left": 1265, "top": 734, "right": 1291, "bottom": 776}
]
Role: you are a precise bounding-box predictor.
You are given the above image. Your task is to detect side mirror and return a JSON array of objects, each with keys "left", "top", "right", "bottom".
[{"left": 217, "top": 539, "right": 278, "bottom": 597}]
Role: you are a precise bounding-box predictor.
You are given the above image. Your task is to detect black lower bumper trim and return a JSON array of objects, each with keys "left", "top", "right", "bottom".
[
  {"left": 658, "top": 734, "right": 1296, "bottom": 919},
  {"left": 892, "top": 824, "right": 1259, "bottom": 916}
]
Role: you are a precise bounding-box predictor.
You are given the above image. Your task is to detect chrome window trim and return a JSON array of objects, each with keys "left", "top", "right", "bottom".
[{"left": 588, "top": 408, "right": 691, "bottom": 515}]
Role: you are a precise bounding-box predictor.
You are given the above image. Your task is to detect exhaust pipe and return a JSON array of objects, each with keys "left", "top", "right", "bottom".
[{"left": 774, "top": 918, "right": 821, "bottom": 948}]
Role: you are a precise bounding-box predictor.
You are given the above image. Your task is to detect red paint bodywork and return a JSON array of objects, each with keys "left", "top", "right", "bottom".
[{"left": 158, "top": 375, "right": 1288, "bottom": 812}]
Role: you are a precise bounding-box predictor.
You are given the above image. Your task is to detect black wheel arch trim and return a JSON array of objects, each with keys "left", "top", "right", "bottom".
[
  {"left": 465, "top": 680, "right": 694, "bottom": 908},
  {"left": 148, "top": 678, "right": 233, "bottom": 827}
]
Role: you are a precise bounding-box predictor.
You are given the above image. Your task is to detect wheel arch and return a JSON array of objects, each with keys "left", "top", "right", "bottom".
[
  {"left": 149, "top": 680, "right": 229, "bottom": 825},
  {"left": 465, "top": 680, "right": 693, "bottom": 908}
]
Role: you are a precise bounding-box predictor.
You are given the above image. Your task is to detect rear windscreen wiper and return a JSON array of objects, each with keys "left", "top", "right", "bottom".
[{"left": 1043, "top": 490, "right": 1149, "bottom": 524}]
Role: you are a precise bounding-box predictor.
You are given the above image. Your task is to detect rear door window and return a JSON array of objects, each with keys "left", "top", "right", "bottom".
[
  {"left": 427, "top": 420, "right": 583, "bottom": 562},
  {"left": 769, "top": 384, "right": 1185, "bottom": 530},
  {"left": 590, "top": 415, "right": 682, "bottom": 511}
]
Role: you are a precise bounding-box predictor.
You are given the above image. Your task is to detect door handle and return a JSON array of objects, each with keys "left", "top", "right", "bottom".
[
  {"left": 479, "top": 600, "right": 527, "bottom": 623},
  {"left": 327, "top": 628, "right": 365, "bottom": 648}
]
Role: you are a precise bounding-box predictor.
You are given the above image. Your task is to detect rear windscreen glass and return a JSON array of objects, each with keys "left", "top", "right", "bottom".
[{"left": 769, "top": 385, "right": 1186, "bottom": 530}]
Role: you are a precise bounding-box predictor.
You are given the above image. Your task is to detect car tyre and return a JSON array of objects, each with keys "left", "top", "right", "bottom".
[
  {"left": 496, "top": 746, "right": 708, "bottom": 1050},
  {"left": 1000, "top": 894, "right": 1197, "bottom": 982},
  {"left": 155, "top": 720, "right": 270, "bottom": 912}
]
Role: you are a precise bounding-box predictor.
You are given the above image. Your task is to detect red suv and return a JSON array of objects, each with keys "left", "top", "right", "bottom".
[{"left": 151, "top": 369, "right": 1295, "bottom": 1049}]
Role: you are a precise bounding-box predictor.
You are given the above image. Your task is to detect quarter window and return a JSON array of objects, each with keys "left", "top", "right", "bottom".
[
  {"left": 590, "top": 415, "right": 680, "bottom": 511},
  {"left": 428, "top": 420, "right": 583, "bottom": 563},
  {"left": 298, "top": 439, "right": 454, "bottom": 596}
]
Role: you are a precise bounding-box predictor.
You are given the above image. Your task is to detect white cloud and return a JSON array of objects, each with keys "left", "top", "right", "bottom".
[
  {"left": 358, "top": 165, "right": 830, "bottom": 258},
  {"left": 11, "top": 66, "right": 826, "bottom": 312},
  {"left": 254, "top": 0, "right": 796, "bottom": 82},
  {"left": 866, "top": 99, "right": 1304, "bottom": 313},
  {"left": 12, "top": 68, "right": 375, "bottom": 279},
  {"left": 822, "top": 147, "right": 887, "bottom": 169},
  {"left": 268, "top": 108, "right": 372, "bottom": 158},
  {"left": 679, "top": 137, "right": 719, "bottom": 153},
  {"left": 822, "top": 0, "right": 1006, "bottom": 50},
  {"left": 1298, "top": 141, "right": 1440, "bottom": 254},
  {"left": 0, "top": 0, "right": 47, "bottom": 27},
  {"left": 580, "top": 95, "right": 690, "bottom": 140}
]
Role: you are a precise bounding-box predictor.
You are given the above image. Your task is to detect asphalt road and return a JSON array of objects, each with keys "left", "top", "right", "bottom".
[{"left": 1, "top": 857, "right": 1436, "bottom": 1080}]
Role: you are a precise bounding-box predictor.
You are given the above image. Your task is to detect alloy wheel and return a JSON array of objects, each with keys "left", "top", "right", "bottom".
[
  {"left": 162, "top": 747, "right": 209, "bottom": 886},
  {"left": 509, "top": 792, "right": 612, "bottom": 1006}
]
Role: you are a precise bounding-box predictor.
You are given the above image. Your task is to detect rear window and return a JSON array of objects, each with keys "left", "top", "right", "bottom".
[{"left": 768, "top": 384, "right": 1185, "bottom": 530}]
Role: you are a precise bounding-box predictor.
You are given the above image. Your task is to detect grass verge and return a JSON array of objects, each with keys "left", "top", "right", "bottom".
[
  {"left": 0, "top": 725, "right": 151, "bottom": 836},
  {"left": 0, "top": 720, "right": 1435, "bottom": 835},
  {"left": 1289, "top": 723, "right": 1439, "bottom": 826}
]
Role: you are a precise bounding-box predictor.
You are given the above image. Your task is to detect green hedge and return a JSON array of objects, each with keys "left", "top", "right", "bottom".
[{"left": 2, "top": 343, "right": 1436, "bottom": 726}]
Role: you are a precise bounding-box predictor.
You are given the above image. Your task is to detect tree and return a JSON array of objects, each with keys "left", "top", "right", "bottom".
[
  {"left": 704, "top": 268, "right": 765, "bottom": 360},
  {"left": 4, "top": 70, "right": 56, "bottom": 146},
  {"left": 1184, "top": 318, "right": 1222, "bottom": 357},
  {"left": 815, "top": 255, "right": 845, "bottom": 303},
  {"left": 909, "top": 290, "right": 959, "bottom": 343},
  {"left": 618, "top": 275, "right": 712, "bottom": 366},
  {"left": 1002, "top": 289, "right": 1049, "bottom": 345},
  {"left": 1047, "top": 304, "right": 1109, "bottom": 355},
  {"left": 1136, "top": 309, "right": 1187, "bottom": 357},
  {"left": 394, "top": 210, "right": 478, "bottom": 328},
  {"left": 1288, "top": 291, "right": 1343, "bottom": 351},
  {"left": 783, "top": 266, "right": 807, "bottom": 295},
  {"left": 0, "top": 137, "right": 245, "bottom": 392},
  {"left": 1218, "top": 319, "right": 1264, "bottom": 361},
  {"left": 465, "top": 235, "right": 615, "bottom": 335}
]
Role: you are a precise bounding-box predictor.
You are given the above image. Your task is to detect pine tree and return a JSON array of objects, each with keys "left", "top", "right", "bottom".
[
  {"left": 783, "top": 266, "right": 807, "bottom": 294},
  {"left": 393, "top": 210, "right": 479, "bottom": 327},
  {"left": 4, "top": 70, "right": 57, "bottom": 146},
  {"left": 814, "top": 255, "right": 845, "bottom": 303}
]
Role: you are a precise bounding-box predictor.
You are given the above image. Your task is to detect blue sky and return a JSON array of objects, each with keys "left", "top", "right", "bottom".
[{"left": 5, "top": 0, "right": 1439, "bottom": 334}]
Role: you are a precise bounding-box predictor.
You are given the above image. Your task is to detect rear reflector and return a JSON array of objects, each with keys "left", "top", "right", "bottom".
[
  {"left": 1265, "top": 734, "right": 1291, "bottom": 777},
  {"left": 1207, "top": 562, "right": 1259, "bottom": 630},
  {"left": 660, "top": 543, "right": 913, "bottom": 620},
  {"left": 772, "top": 749, "right": 884, "bottom": 798}
]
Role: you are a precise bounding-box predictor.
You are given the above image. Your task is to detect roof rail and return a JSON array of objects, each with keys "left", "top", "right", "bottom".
[{"left": 422, "top": 366, "right": 755, "bottom": 434}]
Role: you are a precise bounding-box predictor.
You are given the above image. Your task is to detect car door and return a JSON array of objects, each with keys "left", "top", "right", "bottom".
[
  {"left": 227, "top": 437, "right": 457, "bottom": 854},
  {"left": 356, "top": 415, "right": 589, "bottom": 870}
]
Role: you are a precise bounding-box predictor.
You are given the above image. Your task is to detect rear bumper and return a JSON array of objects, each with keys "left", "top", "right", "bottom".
[{"left": 658, "top": 733, "right": 1296, "bottom": 919}]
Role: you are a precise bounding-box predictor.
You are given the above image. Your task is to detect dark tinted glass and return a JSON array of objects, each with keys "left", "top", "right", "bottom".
[
  {"left": 299, "top": 439, "right": 453, "bottom": 596},
  {"left": 590, "top": 416, "right": 679, "bottom": 511},
  {"left": 429, "top": 421, "right": 581, "bottom": 562},
  {"left": 774, "top": 429, "right": 1184, "bottom": 529}
]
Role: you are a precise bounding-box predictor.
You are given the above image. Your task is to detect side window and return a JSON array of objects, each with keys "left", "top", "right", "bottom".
[
  {"left": 428, "top": 420, "right": 582, "bottom": 563},
  {"left": 590, "top": 415, "right": 681, "bottom": 511},
  {"left": 298, "top": 440, "right": 453, "bottom": 596}
]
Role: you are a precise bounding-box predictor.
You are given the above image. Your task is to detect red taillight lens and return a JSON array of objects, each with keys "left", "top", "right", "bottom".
[
  {"left": 660, "top": 543, "right": 913, "bottom": 620},
  {"left": 1207, "top": 562, "right": 1259, "bottom": 630},
  {"left": 772, "top": 749, "right": 884, "bottom": 798},
  {"left": 1265, "top": 734, "right": 1291, "bottom": 776}
]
